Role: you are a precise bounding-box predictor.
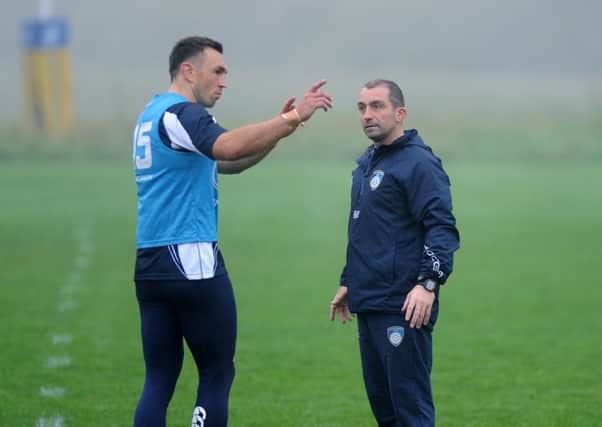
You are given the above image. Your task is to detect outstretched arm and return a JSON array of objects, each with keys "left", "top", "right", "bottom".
[
  {"left": 217, "top": 148, "right": 273, "bottom": 174},
  {"left": 212, "top": 80, "right": 332, "bottom": 161},
  {"left": 217, "top": 97, "right": 296, "bottom": 174}
]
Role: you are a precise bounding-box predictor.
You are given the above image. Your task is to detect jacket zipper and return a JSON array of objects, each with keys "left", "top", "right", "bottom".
[{"left": 359, "top": 146, "right": 376, "bottom": 198}]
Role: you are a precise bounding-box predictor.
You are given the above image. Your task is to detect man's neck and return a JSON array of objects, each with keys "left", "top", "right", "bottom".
[
  {"left": 373, "top": 128, "right": 404, "bottom": 149},
  {"left": 168, "top": 81, "right": 194, "bottom": 103}
]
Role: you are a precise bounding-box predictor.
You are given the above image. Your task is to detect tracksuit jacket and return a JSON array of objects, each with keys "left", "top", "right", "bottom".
[{"left": 340, "top": 129, "right": 460, "bottom": 314}]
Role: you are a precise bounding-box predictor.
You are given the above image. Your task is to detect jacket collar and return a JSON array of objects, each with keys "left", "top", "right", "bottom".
[
  {"left": 356, "top": 129, "right": 420, "bottom": 168},
  {"left": 378, "top": 128, "right": 419, "bottom": 151}
]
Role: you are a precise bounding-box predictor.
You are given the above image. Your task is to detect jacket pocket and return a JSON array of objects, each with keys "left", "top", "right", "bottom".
[{"left": 392, "top": 239, "right": 420, "bottom": 287}]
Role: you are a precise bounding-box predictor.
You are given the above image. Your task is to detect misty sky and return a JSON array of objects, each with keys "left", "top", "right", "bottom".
[{"left": 1, "top": 0, "right": 601, "bottom": 121}]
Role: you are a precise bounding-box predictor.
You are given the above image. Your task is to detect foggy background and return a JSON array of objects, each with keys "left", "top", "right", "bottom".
[
  {"left": 3, "top": 4, "right": 602, "bottom": 426},
  {"left": 1, "top": 0, "right": 601, "bottom": 126}
]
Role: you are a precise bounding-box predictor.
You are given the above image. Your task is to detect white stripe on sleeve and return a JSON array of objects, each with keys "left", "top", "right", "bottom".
[{"left": 163, "top": 111, "right": 201, "bottom": 153}]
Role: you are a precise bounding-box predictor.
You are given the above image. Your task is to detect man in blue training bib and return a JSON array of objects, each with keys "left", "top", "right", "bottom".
[{"left": 132, "top": 36, "right": 332, "bottom": 427}]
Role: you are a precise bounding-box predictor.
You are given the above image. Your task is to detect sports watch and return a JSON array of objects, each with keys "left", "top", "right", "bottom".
[{"left": 418, "top": 278, "right": 439, "bottom": 292}]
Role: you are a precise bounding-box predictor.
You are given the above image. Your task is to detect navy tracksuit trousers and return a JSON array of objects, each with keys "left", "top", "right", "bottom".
[
  {"left": 358, "top": 313, "right": 434, "bottom": 427},
  {"left": 134, "top": 275, "right": 236, "bottom": 427}
]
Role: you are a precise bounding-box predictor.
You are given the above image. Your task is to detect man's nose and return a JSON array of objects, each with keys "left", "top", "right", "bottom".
[{"left": 361, "top": 109, "right": 374, "bottom": 121}]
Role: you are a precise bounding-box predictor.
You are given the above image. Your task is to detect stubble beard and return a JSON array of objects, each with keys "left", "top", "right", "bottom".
[
  {"left": 192, "top": 83, "right": 214, "bottom": 108},
  {"left": 365, "top": 126, "right": 390, "bottom": 144}
]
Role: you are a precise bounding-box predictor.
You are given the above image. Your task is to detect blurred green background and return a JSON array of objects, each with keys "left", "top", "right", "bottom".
[{"left": 1, "top": 1, "right": 601, "bottom": 426}]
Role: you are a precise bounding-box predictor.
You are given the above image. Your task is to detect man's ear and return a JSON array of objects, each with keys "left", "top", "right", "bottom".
[
  {"left": 396, "top": 107, "right": 407, "bottom": 122},
  {"left": 180, "top": 62, "right": 194, "bottom": 83}
]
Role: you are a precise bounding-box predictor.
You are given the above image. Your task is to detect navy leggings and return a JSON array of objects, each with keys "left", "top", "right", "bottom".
[{"left": 134, "top": 275, "right": 237, "bottom": 427}]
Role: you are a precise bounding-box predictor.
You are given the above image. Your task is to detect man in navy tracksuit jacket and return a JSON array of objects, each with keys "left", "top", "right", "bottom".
[{"left": 330, "top": 80, "right": 460, "bottom": 427}]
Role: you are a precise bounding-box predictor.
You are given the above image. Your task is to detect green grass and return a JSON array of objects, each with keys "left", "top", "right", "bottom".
[{"left": 1, "top": 133, "right": 601, "bottom": 426}]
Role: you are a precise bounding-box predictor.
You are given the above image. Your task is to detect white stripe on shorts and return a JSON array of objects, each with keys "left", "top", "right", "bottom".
[{"left": 177, "top": 242, "right": 216, "bottom": 280}]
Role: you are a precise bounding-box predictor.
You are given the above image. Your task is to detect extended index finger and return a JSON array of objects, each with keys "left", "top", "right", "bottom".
[{"left": 308, "top": 79, "right": 327, "bottom": 92}]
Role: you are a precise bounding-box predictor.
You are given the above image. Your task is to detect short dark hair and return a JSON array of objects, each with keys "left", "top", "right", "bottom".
[
  {"left": 169, "top": 36, "right": 223, "bottom": 81},
  {"left": 364, "top": 79, "right": 405, "bottom": 108}
]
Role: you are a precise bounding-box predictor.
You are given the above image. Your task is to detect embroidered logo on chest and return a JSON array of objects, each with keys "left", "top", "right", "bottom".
[{"left": 369, "top": 170, "right": 385, "bottom": 191}]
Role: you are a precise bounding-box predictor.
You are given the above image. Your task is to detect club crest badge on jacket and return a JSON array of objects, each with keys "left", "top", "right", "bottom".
[{"left": 370, "top": 170, "right": 385, "bottom": 191}]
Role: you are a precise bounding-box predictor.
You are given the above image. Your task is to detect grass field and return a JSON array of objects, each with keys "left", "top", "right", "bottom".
[{"left": 1, "top": 125, "right": 602, "bottom": 426}]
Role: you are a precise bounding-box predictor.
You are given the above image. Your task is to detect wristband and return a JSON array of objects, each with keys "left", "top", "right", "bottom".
[
  {"left": 292, "top": 108, "right": 303, "bottom": 125},
  {"left": 280, "top": 108, "right": 304, "bottom": 128}
]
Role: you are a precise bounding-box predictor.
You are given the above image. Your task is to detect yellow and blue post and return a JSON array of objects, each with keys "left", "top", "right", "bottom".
[{"left": 22, "top": 16, "right": 73, "bottom": 136}]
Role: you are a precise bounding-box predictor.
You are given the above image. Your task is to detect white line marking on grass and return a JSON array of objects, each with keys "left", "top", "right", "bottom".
[
  {"left": 40, "top": 386, "right": 66, "bottom": 398},
  {"left": 51, "top": 334, "right": 73, "bottom": 345},
  {"left": 81, "top": 240, "right": 95, "bottom": 255},
  {"left": 47, "top": 356, "right": 72, "bottom": 369},
  {"left": 57, "top": 300, "right": 77, "bottom": 312},
  {"left": 74, "top": 254, "right": 89, "bottom": 270},
  {"left": 76, "top": 225, "right": 92, "bottom": 241},
  {"left": 64, "top": 271, "right": 82, "bottom": 287},
  {"left": 36, "top": 416, "right": 64, "bottom": 427},
  {"left": 36, "top": 225, "right": 94, "bottom": 427},
  {"left": 59, "top": 283, "right": 80, "bottom": 295}
]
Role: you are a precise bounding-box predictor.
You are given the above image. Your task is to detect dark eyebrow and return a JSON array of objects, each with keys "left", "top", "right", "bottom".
[{"left": 215, "top": 65, "right": 228, "bottom": 74}]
